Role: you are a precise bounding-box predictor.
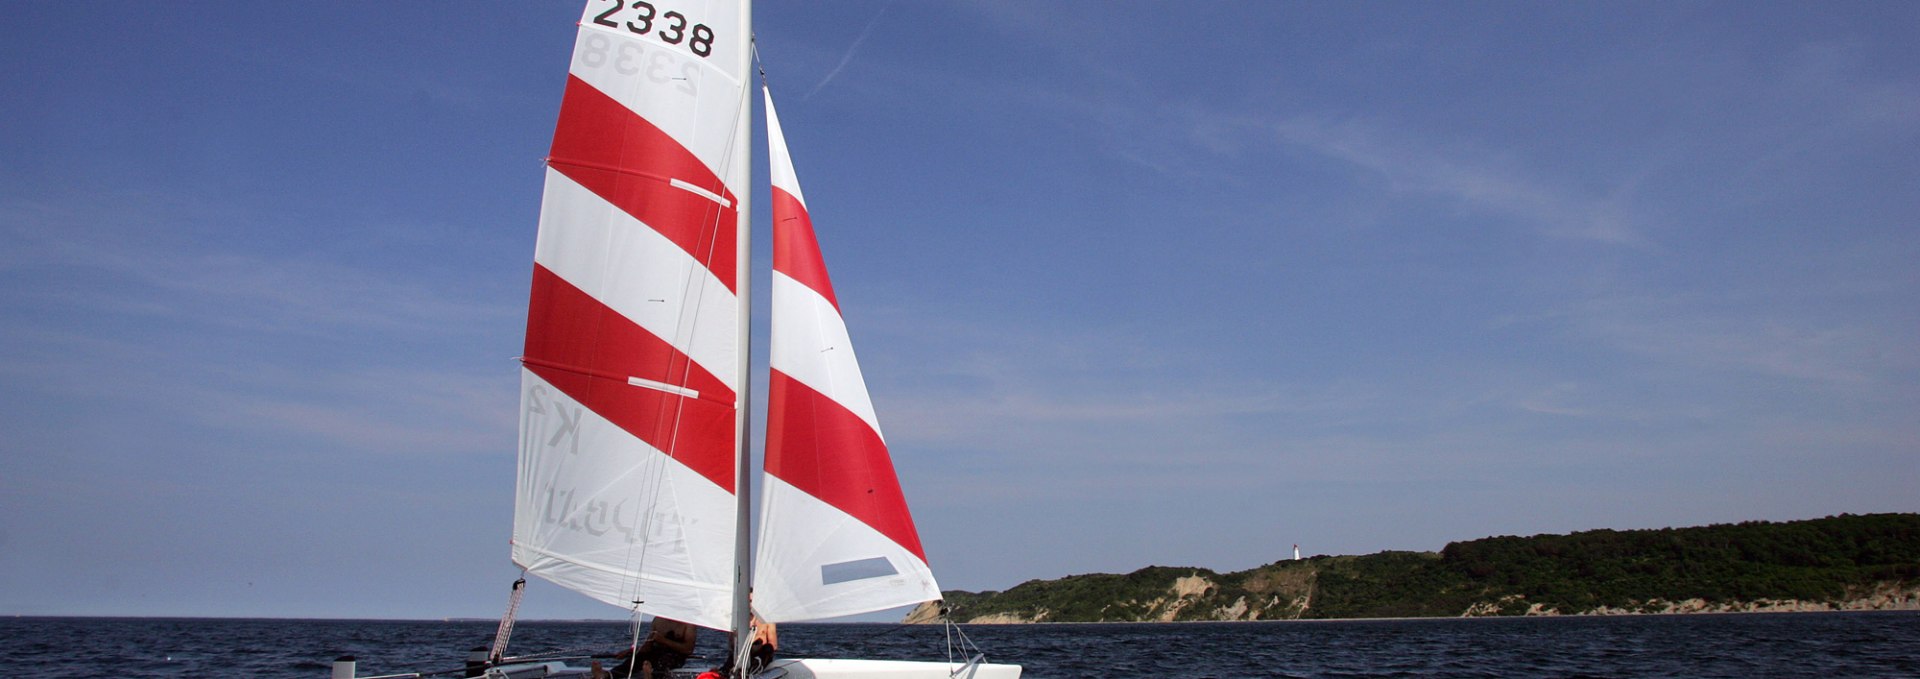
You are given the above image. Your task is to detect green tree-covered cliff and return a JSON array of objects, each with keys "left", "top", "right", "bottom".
[{"left": 912, "top": 513, "right": 1920, "bottom": 623}]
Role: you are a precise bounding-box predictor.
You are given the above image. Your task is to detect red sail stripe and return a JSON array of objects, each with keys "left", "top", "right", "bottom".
[
  {"left": 549, "top": 74, "right": 739, "bottom": 294},
  {"left": 765, "top": 369, "right": 927, "bottom": 561},
  {"left": 524, "top": 264, "right": 736, "bottom": 492},
  {"left": 770, "top": 187, "right": 838, "bottom": 311}
]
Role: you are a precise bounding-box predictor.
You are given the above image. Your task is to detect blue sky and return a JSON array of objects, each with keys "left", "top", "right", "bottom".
[{"left": 2, "top": 1, "right": 1915, "bottom": 620}]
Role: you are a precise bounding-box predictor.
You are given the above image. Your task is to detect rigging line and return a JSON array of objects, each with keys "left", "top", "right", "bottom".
[
  {"left": 620, "top": 458, "right": 656, "bottom": 610},
  {"left": 668, "top": 21, "right": 755, "bottom": 520},
  {"left": 618, "top": 45, "right": 756, "bottom": 617},
  {"left": 619, "top": 613, "right": 644, "bottom": 679},
  {"left": 610, "top": 46, "right": 752, "bottom": 610},
  {"left": 655, "top": 28, "right": 753, "bottom": 459},
  {"left": 944, "top": 614, "right": 988, "bottom": 668},
  {"left": 594, "top": 20, "right": 757, "bottom": 635},
  {"left": 944, "top": 615, "right": 955, "bottom": 666},
  {"left": 577, "top": 57, "right": 652, "bottom": 610},
  {"left": 751, "top": 34, "right": 767, "bottom": 86}
]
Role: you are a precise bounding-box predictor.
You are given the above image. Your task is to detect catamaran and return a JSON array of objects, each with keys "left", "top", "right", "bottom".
[{"left": 330, "top": 2, "right": 1019, "bottom": 678}]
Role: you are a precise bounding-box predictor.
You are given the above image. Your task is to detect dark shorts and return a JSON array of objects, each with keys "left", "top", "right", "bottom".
[{"left": 612, "top": 650, "right": 687, "bottom": 677}]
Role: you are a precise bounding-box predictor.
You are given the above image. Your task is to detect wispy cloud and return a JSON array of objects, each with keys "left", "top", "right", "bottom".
[
  {"left": 3, "top": 209, "right": 511, "bottom": 340},
  {"left": 0, "top": 191, "right": 521, "bottom": 458},
  {"left": 1715, "top": 40, "right": 1920, "bottom": 204},
  {"left": 1513, "top": 382, "right": 1594, "bottom": 418},
  {"left": 1563, "top": 292, "right": 1905, "bottom": 385},
  {"left": 220, "top": 366, "right": 516, "bottom": 456},
  {"left": 1268, "top": 115, "right": 1649, "bottom": 247},
  {"left": 806, "top": 3, "right": 890, "bottom": 99},
  {"left": 863, "top": 307, "right": 1452, "bottom": 489},
  {"left": 0, "top": 330, "right": 516, "bottom": 457}
]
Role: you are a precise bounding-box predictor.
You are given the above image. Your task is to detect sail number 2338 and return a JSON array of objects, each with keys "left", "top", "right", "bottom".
[{"left": 591, "top": 0, "right": 716, "bottom": 58}]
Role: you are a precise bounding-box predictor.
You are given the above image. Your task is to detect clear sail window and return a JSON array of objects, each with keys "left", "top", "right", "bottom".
[{"left": 820, "top": 556, "right": 898, "bottom": 585}]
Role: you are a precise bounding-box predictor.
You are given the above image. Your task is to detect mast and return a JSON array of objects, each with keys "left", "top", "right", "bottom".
[{"left": 728, "top": 0, "right": 756, "bottom": 671}]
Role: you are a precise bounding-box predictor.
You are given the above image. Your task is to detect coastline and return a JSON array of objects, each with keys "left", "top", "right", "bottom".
[
  {"left": 923, "top": 606, "right": 1920, "bottom": 626},
  {"left": 908, "top": 582, "right": 1920, "bottom": 625}
]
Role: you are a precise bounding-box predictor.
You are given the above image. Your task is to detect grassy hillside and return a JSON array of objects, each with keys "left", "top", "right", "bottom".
[{"left": 926, "top": 513, "right": 1920, "bottom": 622}]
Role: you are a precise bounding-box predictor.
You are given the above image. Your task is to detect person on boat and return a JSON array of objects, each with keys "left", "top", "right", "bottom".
[
  {"left": 594, "top": 616, "right": 697, "bottom": 679},
  {"left": 714, "top": 612, "right": 776, "bottom": 676},
  {"left": 747, "top": 615, "right": 776, "bottom": 673}
]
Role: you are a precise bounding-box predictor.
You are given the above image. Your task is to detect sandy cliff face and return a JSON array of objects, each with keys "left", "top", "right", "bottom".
[
  {"left": 902, "top": 601, "right": 943, "bottom": 624},
  {"left": 905, "top": 599, "right": 1054, "bottom": 624},
  {"left": 911, "top": 565, "right": 1321, "bottom": 623}
]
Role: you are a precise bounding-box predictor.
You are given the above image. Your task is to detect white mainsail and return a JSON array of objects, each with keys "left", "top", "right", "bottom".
[
  {"left": 752, "top": 91, "right": 942, "bottom": 623},
  {"left": 511, "top": 0, "right": 752, "bottom": 633}
]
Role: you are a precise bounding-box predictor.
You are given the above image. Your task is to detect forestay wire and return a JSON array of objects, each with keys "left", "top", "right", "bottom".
[{"left": 942, "top": 610, "right": 991, "bottom": 674}]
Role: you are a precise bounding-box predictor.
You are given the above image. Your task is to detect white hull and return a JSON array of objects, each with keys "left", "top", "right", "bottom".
[
  {"left": 483, "top": 661, "right": 593, "bottom": 678},
  {"left": 759, "top": 658, "right": 1022, "bottom": 679},
  {"left": 454, "top": 658, "right": 1021, "bottom": 679}
]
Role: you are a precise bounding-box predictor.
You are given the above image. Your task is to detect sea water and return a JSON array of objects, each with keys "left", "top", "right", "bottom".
[{"left": 2, "top": 612, "right": 1915, "bottom": 678}]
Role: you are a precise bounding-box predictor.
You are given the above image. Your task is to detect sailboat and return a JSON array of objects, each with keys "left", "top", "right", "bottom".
[{"left": 333, "top": 2, "right": 1019, "bottom": 678}]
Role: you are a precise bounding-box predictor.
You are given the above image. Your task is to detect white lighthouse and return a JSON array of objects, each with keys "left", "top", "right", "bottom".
[{"left": 1293, "top": 543, "right": 1301, "bottom": 560}]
